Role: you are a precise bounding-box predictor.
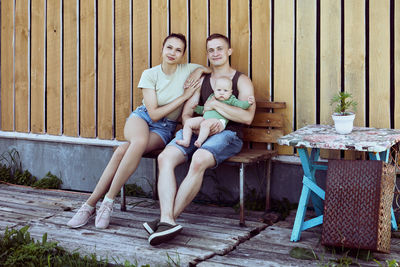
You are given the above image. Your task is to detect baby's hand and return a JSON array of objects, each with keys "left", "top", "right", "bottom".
[{"left": 247, "top": 96, "right": 255, "bottom": 105}]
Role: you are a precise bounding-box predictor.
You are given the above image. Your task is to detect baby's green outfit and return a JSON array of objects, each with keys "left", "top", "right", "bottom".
[{"left": 194, "top": 94, "right": 251, "bottom": 126}]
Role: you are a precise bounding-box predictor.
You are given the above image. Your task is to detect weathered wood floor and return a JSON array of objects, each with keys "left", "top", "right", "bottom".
[{"left": 1, "top": 183, "right": 400, "bottom": 266}]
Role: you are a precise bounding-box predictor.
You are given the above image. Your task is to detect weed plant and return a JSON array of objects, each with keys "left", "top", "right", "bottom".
[
  {"left": 32, "top": 171, "right": 62, "bottom": 189},
  {"left": 0, "top": 149, "right": 37, "bottom": 186},
  {"left": 0, "top": 149, "right": 62, "bottom": 189},
  {"left": 289, "top": 246, "right": 399, "bottom": 267},
  {"left": 0, "top": 226, "right": 151, "bottom": 267}
]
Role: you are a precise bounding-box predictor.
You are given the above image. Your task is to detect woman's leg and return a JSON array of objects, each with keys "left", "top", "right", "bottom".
[
  {"left": 85, "top": 142, "right": 130, "bottom": 207},
  {"left": 105, "top": 116, "right": 165, "bottom": 200}
]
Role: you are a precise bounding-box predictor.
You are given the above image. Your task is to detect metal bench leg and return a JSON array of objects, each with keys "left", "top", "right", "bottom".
[
  {"left": 120, "top": 184, "right": 126, "bottom": 211},
  {"left": 239, "top": 163, "right": 245, "bottom": 226},
  {"left": 152, "top": 158, "right": 159, "bottom": 200},
  {"left": 265, "top": 159, "right": 272, "bottom": 210}
]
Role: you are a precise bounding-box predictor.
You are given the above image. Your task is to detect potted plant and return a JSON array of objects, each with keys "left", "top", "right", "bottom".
[{"left": 330, "top": 91, "right": 357, "bottom": 134}]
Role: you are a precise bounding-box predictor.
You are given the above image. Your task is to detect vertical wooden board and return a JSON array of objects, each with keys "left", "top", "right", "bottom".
[
  {"left": 46, "top": 0, "right": 61, "bottom": 135},
  {"left": 80, "top": 0, "right": 96, "bottom": 138},
  {"left": 1, "top": 0, "right": 14, "bottom": 131},
  {"left": 97, "top": 0, "right": 113, "bottom": 139},
  {"left": 190, "top": 0, "right": 208, "bottom": 66},
  {"left": 296, "top": 0, "right": 316, "bottom": 129},
  {"left": 15, "top": 0, "right": 29, "bottom": 132},
  {"left": 63, "top": 0, "right": 78, "bottom": 137},
  {"left": 230, "top": 0, "right": 249, "bottom": 76},
  {"left": 369, "top": 0, "right": 390, "bottom": 128},
  {"left": 251, "top": 0, "right": 270, "bottom": 101},
  {"left": 133, "top": 0, "right": 149, "bottom": 108},
  {"left": 151, "top": 0, "right": 168, "bottom": 67},
  {"left": 209, "top": 0, "right": 227, "bottom": 36},
  {"left": 396, "top": 0, "right": 400, "bottom": 129},
  {"left": 345, "top": 0, "right": 365, "bottom": 127},
  {"left": 31, "top": 0, "right": 45, "bottom": 133},
  {"left": 320, "top": 0, "right": 341, "bottom": 159},
  {"left": 344, "top": 0, "right": 366, "bottom": 160},
  {"left": 115, "top": 0, "right": 131, "bottom": 140},
  {"left": 274, "top": 0, "right": 294, "bottom": 155},
  {"left": 320, "top": 0, "right": 340, "bottom": 124},
  {"left": 170, "top": 0, "right": 188, "bottom": 63}
]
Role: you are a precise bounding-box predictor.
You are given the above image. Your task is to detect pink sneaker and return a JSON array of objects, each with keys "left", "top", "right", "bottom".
[
  {"left": 67, "top": 203, "right": 95, "bottom": 228},
  {"left": 95, "top": 200, "right": 113, "bottom": 229}
]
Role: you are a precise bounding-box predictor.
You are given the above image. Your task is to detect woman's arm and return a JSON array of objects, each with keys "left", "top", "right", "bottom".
[
  {"left": 143, "top": 79, "right": 201, "bottom": 122},
  {"left": 204, "top": 75, "right": 256, "bottom": 125}
]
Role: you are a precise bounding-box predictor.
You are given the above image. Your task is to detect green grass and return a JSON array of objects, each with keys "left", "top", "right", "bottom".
[{"left": 0, "top": 226, "right": 150, "bottom": 267}]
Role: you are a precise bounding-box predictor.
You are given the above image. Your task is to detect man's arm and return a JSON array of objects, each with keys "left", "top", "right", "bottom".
[
  {"left": 205, "top": 75, "right": 255, "bottom": 125},
  {"left": 181, "top": 88, "right": 201, "bottom": 125}
]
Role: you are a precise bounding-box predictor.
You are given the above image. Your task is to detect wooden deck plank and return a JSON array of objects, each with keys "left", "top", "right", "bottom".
[
  {"left": 0, "top": 184, "right": 264, "bottom": 266},
  {"left": 1, "top": 183, "right": 400, "bottom": 266}
]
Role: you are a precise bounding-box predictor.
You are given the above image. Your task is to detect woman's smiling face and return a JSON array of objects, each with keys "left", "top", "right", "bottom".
[{"left": 162, "top": 37, "right": 185, "bottom": 64}]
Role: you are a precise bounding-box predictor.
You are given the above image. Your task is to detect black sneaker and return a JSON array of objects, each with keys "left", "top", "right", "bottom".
[
  {"left": 148, "top": 222, "right": 183, "bottom": 246},
  {"left": 143, "top": 219, "right": 159, "bottom": 235}
]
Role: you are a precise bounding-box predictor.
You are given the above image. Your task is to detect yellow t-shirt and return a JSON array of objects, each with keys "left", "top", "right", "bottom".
[{"left": 138, "top": 63, "right": 201, "bottom": 121}]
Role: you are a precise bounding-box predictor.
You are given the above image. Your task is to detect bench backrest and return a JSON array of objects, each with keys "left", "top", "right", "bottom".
[{"left": 241, "top": 101, "right": 286, "bottom": 149}]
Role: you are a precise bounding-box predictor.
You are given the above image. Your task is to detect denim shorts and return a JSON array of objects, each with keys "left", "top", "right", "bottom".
[
  {"left": 129, "top": 105, "right": 178, "bottom": 145},
  {"left": 168, "top": 129, "right": 243, "bottom": 168}
]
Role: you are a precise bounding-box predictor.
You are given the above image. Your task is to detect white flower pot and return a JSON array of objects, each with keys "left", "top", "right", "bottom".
[{"left": 332, "top": 113, "right": 355, "bottom": 134}]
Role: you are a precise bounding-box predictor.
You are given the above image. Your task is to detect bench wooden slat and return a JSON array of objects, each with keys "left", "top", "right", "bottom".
[
  {"left": 227, "top": 149, "right": 278, "bottom": 163},
  {"left": 241, "top": 128, "right": 284, "bottom": 143},
  {"left": 256, "top": 101, "right": 286, "bottom": 109},
  {"left": 251, "top": 113, "right": 284, "bottom": 127}
]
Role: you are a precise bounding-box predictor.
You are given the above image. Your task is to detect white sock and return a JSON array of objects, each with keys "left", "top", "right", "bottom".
[{"left": 103, "top": 196, "right": 114, "bottom": 203}]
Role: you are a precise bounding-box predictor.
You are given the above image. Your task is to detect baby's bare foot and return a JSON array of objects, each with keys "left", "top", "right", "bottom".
[
  {"left": 176, "top": 139, "right": 189, "bottom": 147},
  {"left": 194, "top": 140, "right": 203, "bottom": 148}
]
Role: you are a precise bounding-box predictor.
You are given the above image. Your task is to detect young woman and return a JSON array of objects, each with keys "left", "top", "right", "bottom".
[{"left": 67, "top": 33, "right": 208, "bottom": 229}]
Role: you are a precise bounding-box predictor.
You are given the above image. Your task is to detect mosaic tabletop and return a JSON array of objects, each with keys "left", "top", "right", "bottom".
[{"left": 277, "top": 124, "right": 400, "bottom": 152}]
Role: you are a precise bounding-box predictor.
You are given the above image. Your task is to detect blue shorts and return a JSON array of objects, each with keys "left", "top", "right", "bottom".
[
  {"left": 129, "top": 105, "right": 177, "bottom": 145},
  {"left": 168, "top": 129, "right": 243, "bottom": 168}
]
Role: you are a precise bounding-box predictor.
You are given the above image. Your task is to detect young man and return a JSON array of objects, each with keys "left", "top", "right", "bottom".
[{"left": 144, "top": 34, "right": 256, "bottom": 246}]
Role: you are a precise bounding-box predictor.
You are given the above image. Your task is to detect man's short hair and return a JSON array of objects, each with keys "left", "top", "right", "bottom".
[{"left": 206, "top": 33, "right": 231, "bottom": 48}]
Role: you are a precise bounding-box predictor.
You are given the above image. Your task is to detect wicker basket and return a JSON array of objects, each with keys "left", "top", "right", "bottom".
[{"left": 321, "top": 159, "right": 395, "bottom": 253}]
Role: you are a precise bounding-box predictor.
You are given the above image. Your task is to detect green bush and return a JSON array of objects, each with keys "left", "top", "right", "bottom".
[{"left": 32, "top": 172, "right": 62, "bottom": 189}]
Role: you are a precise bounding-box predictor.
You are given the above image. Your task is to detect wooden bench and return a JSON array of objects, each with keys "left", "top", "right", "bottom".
[{"left": 120, "top": 100, "right": 286, "bottom": 225}]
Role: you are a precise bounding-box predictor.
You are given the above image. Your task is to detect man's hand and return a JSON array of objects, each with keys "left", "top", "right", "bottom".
[
  {"left": 248, "top": 95, "right": 255, "bottom": 105},
  {"left": 208, "top": 119, "right": 224, "bottom": 135}
]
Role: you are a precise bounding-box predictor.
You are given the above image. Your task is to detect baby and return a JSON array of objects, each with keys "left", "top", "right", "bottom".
[{"left": 177, "top": 76, "right": 255, "bottom": 148}]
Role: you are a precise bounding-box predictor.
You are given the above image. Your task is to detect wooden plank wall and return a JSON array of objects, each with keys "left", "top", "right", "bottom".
[{"left": 1, "top": 0, "right": 400, "bottom": 156}]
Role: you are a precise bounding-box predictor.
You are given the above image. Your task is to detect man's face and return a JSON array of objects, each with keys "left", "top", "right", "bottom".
[
  {"left": 206, "top": 38, "right": 232, "bottom": 66},
  {"left": 214, "top": 79, "right": 232, "bottom": 101}
]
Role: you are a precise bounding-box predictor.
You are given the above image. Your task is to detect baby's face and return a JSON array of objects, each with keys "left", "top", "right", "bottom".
[{"left": 214, "top": 80, "right": 232, "bottom": 101}]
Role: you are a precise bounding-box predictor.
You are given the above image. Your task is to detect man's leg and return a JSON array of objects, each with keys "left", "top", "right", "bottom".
[
  {"left": 173, "top": 149, "right": 215, "bottom": 219},
  {"left": 157, "top": 146, "right": 186, "bottom": 225}
]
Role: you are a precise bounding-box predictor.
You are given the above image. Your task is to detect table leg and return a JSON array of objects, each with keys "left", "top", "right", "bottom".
[
  {"left": 291, "top": 148, "right": 324, "bottom": 241},
  {"left": 369, "top": 150, "right": 398, "bottom": 231}
]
